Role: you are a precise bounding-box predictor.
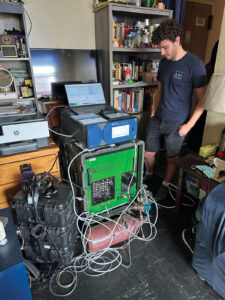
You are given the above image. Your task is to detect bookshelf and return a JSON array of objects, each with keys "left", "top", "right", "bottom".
[
  {"left": 94, "top": 3, "right": 173, "bottom": 115},
  {"left": 0, "top": 2, "right": 37, "bottom": 117}
]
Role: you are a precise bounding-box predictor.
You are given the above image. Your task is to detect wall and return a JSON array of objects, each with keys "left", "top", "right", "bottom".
[
  {"left": 24, "top": 0, "right": 95, "bottom": 49},
  {"left": 202, "top": 5, "right": 225, "bottom": 145},
  {"left": 24, "top": 0, "right": 224, "bottom": 59}
]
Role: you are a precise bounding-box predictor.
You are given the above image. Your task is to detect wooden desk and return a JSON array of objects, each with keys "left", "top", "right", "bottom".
[
  {"left": 0, "top": 142, "right": 60, "bottom": 209},
  {"left": 176, "top": 153, "right": 219, "bottom": 212}
]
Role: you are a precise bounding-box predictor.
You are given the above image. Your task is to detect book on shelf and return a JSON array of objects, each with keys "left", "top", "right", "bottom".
[
  {"left": 113, "top": 87, "right": 144, "bottom": 113},
  {"left": 113, "top": 59, "right": 159, "bottom": 83},
  {"left": 8, "top": 68, "right": 29, "bottom": 78}
]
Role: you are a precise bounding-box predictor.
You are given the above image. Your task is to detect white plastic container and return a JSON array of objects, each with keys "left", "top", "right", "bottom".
[{"left": 0, "top": 220, "right": 7, "bottom": 246}]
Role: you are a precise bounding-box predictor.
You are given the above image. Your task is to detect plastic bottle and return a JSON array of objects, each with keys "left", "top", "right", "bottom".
[
  {"left": 0, "top": 220, "right": 7, "bottom": 246},
  {"left": 125, "top": 68, "right": 131, "bottom": 82},
  {"left": 135, "top": 27, "right": 142, "bottom": 48},
  {"left": 126, "top": 34, "right": 133, "bottom": 48}
]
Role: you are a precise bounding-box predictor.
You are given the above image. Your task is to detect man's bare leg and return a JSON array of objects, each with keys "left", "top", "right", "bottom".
[
  {"left": 144, "top": 151, "right": 156, "bottom": 174},
  {"left": 164, "top": 156, "right": 179, "bottom": 183}
]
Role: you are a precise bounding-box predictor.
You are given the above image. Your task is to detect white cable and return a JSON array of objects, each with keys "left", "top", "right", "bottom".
[
  {"left": 49, "top": 143, "right": 158, "bottom": 297},
  {"left": 45, "top": 105, "right": 73, "bottom": 138},
  {"left": 168, "top": 183, "right": 195, "bottom": 207},
  {"left": 48, "top": 127, "right": 73, "bottom": 138},
  {"left": 45, "top": 105, "right": 65, "bottom": 119},
  {"left": 182, "top": 228, "right": 194, "bottom": 254},
  {"left": 153, "top": 182, "right": 195, "bottom": 209},
  {"left": 67, "top": 147, "right": 96, "bottom": 218}
]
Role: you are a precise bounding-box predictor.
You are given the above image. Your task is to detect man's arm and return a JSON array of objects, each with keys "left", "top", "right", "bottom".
[
  {"left": 179, "top": 85, "right": 207, "bottom": 136},
  {"left": 151, "top": 81, "right": 161, "bottom": 117}
]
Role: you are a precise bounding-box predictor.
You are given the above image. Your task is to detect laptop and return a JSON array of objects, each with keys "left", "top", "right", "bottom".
[
  {"left": 64, "top": 82, "right": 115, "bottom": 115},
  {"left": 51, "top": 81, "right": 81, "bottom": 101}
]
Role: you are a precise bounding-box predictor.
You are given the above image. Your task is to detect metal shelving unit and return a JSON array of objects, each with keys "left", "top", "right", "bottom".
[
  {"left": 0, "top": 2, "right": 38, "bottom": 117},
  {"left": 0, "top": 58, "right": 30, "bottom": 61},
  {"left": 94, "top": 3, "right": 173, "bottom": 105}
]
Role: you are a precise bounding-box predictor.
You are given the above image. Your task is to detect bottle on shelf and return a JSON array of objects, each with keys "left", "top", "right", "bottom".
[
  {"left": 125, "top": 67, "right": 131, "bottom": 82},
  {"left": 134, "top": 27, "right": 142, "bottom": 48},
  {"left": 95, "top": 3, "right": 173, "bottom": 111},
  {"left": 126, "top": 34, "right": 134, "bottom": 48}
]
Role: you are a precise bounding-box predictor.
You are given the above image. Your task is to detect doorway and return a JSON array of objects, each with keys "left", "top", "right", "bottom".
[{"left": 182, "top": 1, "right": 212, "bottom": 61}]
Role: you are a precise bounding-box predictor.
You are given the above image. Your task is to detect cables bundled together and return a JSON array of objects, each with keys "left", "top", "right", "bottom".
[
  {"left": 13, "top": 164, "right": 79, "bottom": 275},
  {"left": 48, "top": 143, "right": 159, "bottom": 297},
  {"left": 29, "top": 172, "right": 58, "bottom": 200},
  {"left": 20, "top": 159, "right": 59, "bottom": 205}
]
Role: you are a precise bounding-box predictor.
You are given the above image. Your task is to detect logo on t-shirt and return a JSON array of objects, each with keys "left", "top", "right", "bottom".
[{"left": 173, "top": 71, "right": 183, "bottom": 80}]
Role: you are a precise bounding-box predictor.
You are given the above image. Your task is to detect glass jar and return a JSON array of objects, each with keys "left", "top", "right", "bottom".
[
  {"left": 141, "top": 0, "right": 154, "bottom": 7},
  {"left": 126, "top": 34, "right": 133, "bottom": 48},
  {"left": 141, "top": 29, "right": 149, "bottom": 47}
]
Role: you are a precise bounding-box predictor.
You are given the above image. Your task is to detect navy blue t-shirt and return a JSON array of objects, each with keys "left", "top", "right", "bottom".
[{"left": 156, "top": 52, "right": 207, "bottom": 123}]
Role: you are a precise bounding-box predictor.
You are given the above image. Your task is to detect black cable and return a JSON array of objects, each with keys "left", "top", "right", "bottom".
[
  {"left": 33, "top": 200, "right": 65, "bottom": 266},
  {"left": 24, "top": 7, "right": 32, "bottom": 37},
  {"left": 48, "top": 154, "right": 59, "bottom": 174},
  {"left": 24, "top": 259, "right": 40, "bottom": 280},
  {"left": 30, "top": 173, "right": 65, "bottom": 266}
]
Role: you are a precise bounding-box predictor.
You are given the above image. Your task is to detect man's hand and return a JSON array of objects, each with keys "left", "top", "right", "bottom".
[
  {"left": 179, "top": 123, "right": 191, "bottom": 136},
  {"left": 150, "top": 108, "right": 155, "bottom": 118}
]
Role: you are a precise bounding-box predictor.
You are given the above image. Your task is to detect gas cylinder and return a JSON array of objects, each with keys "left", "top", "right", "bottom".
[{"left": 86, "top": 216, "right": 141, "bottom": 253}]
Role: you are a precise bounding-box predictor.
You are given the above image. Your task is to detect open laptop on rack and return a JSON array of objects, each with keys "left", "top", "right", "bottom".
[{"left": 64, "top": 82, "right": 116, "bottom": 115}]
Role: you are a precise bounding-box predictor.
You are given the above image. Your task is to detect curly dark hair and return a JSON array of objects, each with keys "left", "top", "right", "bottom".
[{"left": 152, "top": 18, "right": 183, "bottom": 45}]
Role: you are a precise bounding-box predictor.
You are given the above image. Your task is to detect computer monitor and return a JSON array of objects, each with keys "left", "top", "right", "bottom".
[{"left": 30, "top": 48, "right": 103, "bottom": 98}]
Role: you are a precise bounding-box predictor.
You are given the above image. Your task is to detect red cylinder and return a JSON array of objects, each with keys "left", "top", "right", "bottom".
[{"left": 86, "top": 216, "right": 141, "bottom": 253}]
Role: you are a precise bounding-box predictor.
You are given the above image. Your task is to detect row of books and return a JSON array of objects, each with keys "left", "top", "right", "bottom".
[
  {"left": 113, "top": 88, "right": 144, "bottom": 113},
  {"left": 113, "top": 86, "right": 158, "bottom": 113},
  {"left": 113, "top": 22, "right": 131, "bottom": 43},
  {"left": 112, "top": 21, "right": 159, "bottom": 45},
  {"left": 113, "top": 60, "right": 159, "bottom": 82},
  {"left": 8, "top": 68, "right": 29, "bottom": 78}
]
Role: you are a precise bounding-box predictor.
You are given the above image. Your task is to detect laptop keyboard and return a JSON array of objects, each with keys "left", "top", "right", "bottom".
[{"left": 72, "top": 104, "right": 114, "bottom": 115}]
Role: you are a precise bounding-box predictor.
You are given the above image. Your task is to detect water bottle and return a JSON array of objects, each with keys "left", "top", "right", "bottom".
[
  {"left": 126, "top": 34, "right": 133, "bottom": 48},
  {"left": 135, "top": 28, "right": 142, "bottom": 48}
]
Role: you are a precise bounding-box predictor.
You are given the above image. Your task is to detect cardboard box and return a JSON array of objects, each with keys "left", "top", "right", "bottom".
[
  {"left": 142, "top": 72, "right": 157, "bottom": 83},
  {"left": 199, "top": 144, "right": 219, "bottom": 158}
]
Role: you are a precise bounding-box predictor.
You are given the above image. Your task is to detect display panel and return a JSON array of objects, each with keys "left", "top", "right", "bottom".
[
  {"left": 30, "top": 48, "right": 102, "bottom": 98},
  {"left": 65, "top": 83, "right": 105, "bottom": 106}
]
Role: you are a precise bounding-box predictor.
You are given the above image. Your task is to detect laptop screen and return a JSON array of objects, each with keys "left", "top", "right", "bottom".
[{"left": 65, "top": 83, "right": 105, "bottom": 107}]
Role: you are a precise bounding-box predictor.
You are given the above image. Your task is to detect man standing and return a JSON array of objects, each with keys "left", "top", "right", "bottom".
[{"left": 144, "top": 18, "right": 207, "bottom": 201}]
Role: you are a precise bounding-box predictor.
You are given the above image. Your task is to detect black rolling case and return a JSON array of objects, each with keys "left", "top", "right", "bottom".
[
  {"left": 12, "top": 183, "right": 82, "bottom": 265},
  {"left": 12, "top": 183, "right": 75, "bottom": 227}
]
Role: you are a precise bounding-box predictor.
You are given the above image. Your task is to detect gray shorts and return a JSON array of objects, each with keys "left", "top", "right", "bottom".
[{"left": 145, "top": 116, "right": 186, "bottom": 157}]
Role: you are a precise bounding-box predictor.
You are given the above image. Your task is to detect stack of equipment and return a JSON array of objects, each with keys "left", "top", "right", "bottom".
[
  {"left": 63, "top": 139, "right": 144, "bottom": 216},
  {"left": 12, "top": 183, "right": 80, "bottom": 266},
  {"left": 59, "top": 83, "right": 138, "bottom": 149}
]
